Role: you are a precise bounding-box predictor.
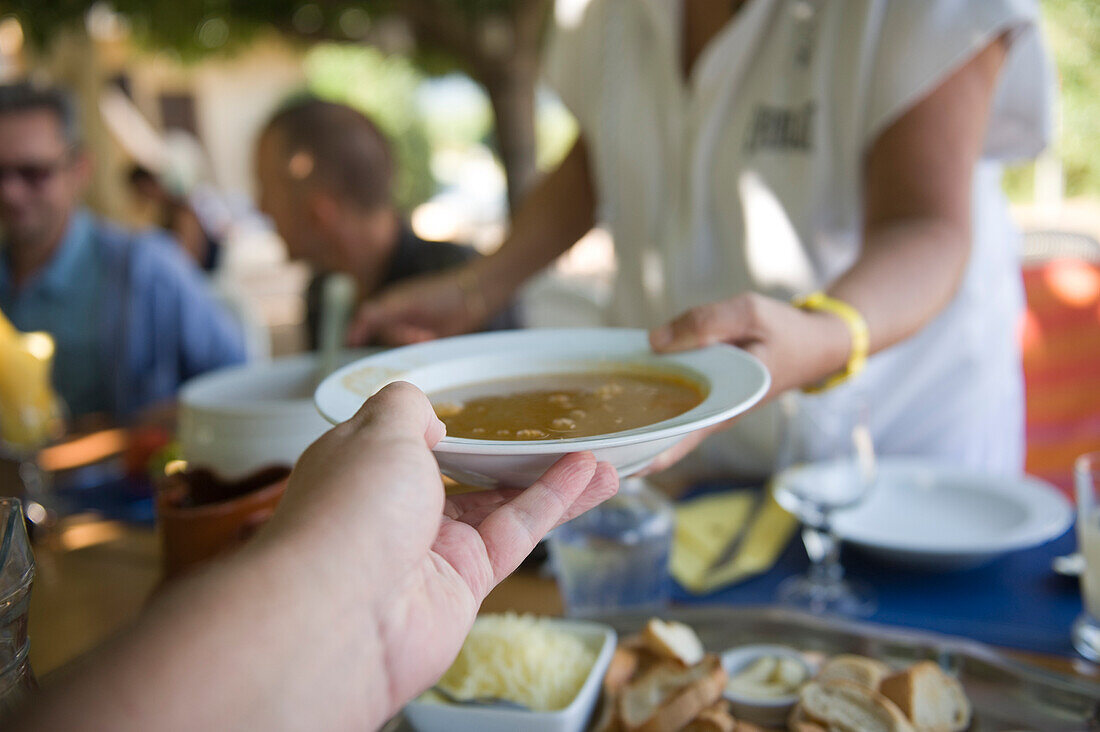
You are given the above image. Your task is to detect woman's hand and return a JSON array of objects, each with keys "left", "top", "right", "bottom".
[
  {"left": 641, "top": 292, "right": 850, "bottom": 474},
  {"left": 346, "top": 268, "right": 485, "bottom": 346}
]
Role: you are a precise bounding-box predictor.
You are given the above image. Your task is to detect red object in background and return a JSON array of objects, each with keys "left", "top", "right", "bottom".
[
  {"left": 124, "top": 425, "right": 172, "bottom": 478},
  {"left": 1021, "top": 257, "right": 1100, "bottom": 498}
]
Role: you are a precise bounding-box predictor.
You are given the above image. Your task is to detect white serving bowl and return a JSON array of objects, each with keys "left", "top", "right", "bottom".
[
  {"left": 314, "top": 329, "right": 770, "bottom": 488},
  {"left": 179, "top": 351, "right": 376, "bottom": 480},
  {"left": 720, "top": 644, "right": 815, "bottom": 727},
  {"left": 827, "top": 458, "right": 1074, "bottom": 570},
  {"left": 403, "top": 619, "right": 616, "bottom": 732}
]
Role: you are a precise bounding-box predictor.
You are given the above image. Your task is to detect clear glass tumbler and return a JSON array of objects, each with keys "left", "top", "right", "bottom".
[
  {"left": 773, "top": 392, "right": 876, "bottom": 616},
  {"left": 0, "top": 498, "right": 35, "bottom": 717},
  {"left": 548, "top": 478, "right": 674, "bottom": 617},
  {"left": 1072, "top": 451, "right": 1100, "bottom": 661}
]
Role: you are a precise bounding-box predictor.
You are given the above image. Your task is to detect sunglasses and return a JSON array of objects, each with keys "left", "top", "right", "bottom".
[{"left": 0, "top": 152, "right": 72, "bottom": 188}]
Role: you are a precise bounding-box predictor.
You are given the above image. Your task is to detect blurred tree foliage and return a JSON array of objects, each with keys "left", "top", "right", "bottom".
[
  {"left": 4, "top": 0, "right": 551, "bottom": 212},
  {"left": 1003, "top": 0, "right": 1100, "bottom": 201},
  {"left": 304, "top": 44, "right": 434, "bottom": 211}
]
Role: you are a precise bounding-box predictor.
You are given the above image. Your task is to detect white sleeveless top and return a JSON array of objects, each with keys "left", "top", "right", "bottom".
[{"left": 544, "top": 0, "right": 1052, "bottom": 477}]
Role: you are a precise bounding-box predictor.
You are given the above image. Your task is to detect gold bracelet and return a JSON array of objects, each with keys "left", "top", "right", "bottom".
[
  {"left": 455, "top": 268, "right": 489, "bottom": 324},
  {"left": 791, "top": 291, "right": 869, "bottom": 393}
]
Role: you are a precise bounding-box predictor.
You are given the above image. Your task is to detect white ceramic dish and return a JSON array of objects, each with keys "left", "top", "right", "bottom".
[
  {"left": 314, "top": 328, "right": 770, "bottom": 487},
  {"left": 720, "top": 644, "right": 814, "bottom": 727},
  {"left": 179, "top": 351, "right": 377, "bottom": 480},
  {"left": 402, "top": 619, "right": 616, "bottom": 732},
  {"left": 825, "top": 458, "right": 1073, "bottom": 571}
]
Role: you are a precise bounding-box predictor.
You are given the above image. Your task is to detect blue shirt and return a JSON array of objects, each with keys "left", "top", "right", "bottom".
[
  {"left": 0, "top": 211, "right": 107, "bottom": 416},
  {"left": 0, "top": 210, "right": 247, "bottom": 420}
]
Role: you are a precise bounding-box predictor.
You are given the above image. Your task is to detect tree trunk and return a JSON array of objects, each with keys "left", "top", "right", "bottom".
[{"left": 402, "top": 0, "right": 550, "bottom": 215}]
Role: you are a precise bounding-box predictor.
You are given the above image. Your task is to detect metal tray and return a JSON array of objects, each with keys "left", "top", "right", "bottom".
[{"left": 389, "top": 606, "right": 1100, "bottom": 731}]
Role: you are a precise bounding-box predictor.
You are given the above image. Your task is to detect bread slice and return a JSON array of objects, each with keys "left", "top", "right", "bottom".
[
  {"left": 605, "top": 647, "right": 641, "bottom": 694},
  {"left": 619, "top": 655, "right": 727, "bottom": 732},
  {"left": 815, "top": 655, "right": 891, "bottom": 690},
  {"left": 592, "top": 692, "right": 623, "bottom": 732},
  {"left": 684, "top": 699, "right": 736, "bottom": 732},
  {"left": 796, "top": 679, "right": 915, "bottom": 732},
  {"left": 641, "top": 618, "right": 706, "bottom": 667},
  {"left": 787, "top": 706, "right": 828, "bottom": 732},
  {"left": 878, "top": 661, "right": 971, "bottom": 732}
]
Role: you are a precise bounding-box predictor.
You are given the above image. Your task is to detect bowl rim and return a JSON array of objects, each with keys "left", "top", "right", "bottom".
[
  {"left": 403, "top": 617, "right": 617, "bottom": 719},
  {"left": 720, "top": 643, "right": 814, "bottom": 707},
  {"left": 315, "top": 328, "right": 770, "bottom": 455}
]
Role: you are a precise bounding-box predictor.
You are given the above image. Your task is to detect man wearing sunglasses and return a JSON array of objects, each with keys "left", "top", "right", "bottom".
[{"left": 0, "top": 81, "right": 246, "bottom": 422}]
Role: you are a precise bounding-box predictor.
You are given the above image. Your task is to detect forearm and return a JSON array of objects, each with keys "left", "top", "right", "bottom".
[
  {"left": 474, "top": 138, "right": 596, "bottom": 313},
  {"left": 825, "top": 216, "right": 970, "bottom": 365},
  {"left": 12, "top": 538, "right": 391, "bottom": 732}
]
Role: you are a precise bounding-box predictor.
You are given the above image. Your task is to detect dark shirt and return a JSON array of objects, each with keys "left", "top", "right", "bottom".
[{"left": 305, "top": 224, "right": 521, "bottom": 349}]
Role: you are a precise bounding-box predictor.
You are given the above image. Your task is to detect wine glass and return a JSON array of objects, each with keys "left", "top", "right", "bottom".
[{"left": 772, "top": 391, "right": 876, "bottom": 616}]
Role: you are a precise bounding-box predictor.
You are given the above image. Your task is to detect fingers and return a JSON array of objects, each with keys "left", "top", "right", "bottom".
[
  {"left": 346, "top": 301, "right": 384, "bottom": 347},
  {"left": 377, "top": 323, "right": 437, "bottom": 346},
  {"left": 349, "top": 381, "right": 446, "bottom": 447},
  {"left": 443, "top": 489, "right": 524, "bottom": 523},
  {"left": 553, "top": 461, "right": 619, "bottom": 526},
  {"left": 649, "top": 295, "right": 761, "bottom": 352},
  {"left": 475, "top": 452, "right": 601, "bottom": 583}
]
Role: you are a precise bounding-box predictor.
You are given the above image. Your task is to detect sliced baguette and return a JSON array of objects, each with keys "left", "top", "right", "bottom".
[
  {"left": 641, "top": 618, "right": 706, "bottom": 667},
  {"left": 619, "top": 655, "right": 727, "bottom": 732},
  {"left": 605, "top": 647, "right": 641, "bottom": 694},
  {"left": 796, "top": 679, "right": 915, "bottom": 732},
  {"left": 815, "top": 655, "right": 892, "bottom": 690},
  {"left": 592, "top": 692, "right": 623, "bottom": 732},
  {"left": 878, "top": 661, "right": 971, "bottom": 732},
  {"left": 684, "top": 699, "right": 736, "bottom": 732},
  {"left": 787, "top": 706, "right": 828, "bottom": 732}
]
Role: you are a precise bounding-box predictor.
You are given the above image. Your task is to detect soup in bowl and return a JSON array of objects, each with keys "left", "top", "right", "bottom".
[
  {"left": 432, "top": 371, "right": 707, "bottom": 441},
  {"left": 315, "top": 329, "right": 769, "bottom": 488}
]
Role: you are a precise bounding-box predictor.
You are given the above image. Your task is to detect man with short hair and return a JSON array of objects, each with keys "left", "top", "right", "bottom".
[
  {"left": 0, "top": 81, "right": 246, "bottom": 421},
  {"left": 254, "top": 97, "right": 518, "bottom": 348}
]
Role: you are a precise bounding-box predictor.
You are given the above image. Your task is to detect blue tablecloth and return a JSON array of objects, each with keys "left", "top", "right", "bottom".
[{"left": 674, "top": 485, "right": 1083, "bottom": 657}]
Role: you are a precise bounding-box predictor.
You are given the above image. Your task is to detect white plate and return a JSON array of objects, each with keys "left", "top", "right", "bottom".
[
  {"left": 827, "top": 458, "right": 1073, "bottom": 570},
  {"left": 315, "top": 328, "right": 770, "bottom": 487}
]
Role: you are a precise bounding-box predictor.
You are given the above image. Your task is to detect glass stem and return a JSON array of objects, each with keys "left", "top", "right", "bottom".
[{"left": 803, "top": 512, "right": 842, "bottom": 585}]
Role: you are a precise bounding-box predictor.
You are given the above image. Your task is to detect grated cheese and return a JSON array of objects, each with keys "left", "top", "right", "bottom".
[{"left": 435, "top": 613, "right": 597, "bottom": 711}]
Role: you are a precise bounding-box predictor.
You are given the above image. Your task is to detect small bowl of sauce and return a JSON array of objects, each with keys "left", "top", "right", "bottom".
[{"left": 720, "top": 644, "right": 815, "bottom": 726}]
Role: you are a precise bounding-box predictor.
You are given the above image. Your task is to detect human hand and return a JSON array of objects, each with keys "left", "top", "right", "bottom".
[
  {"left": 263, "top": 382, "right": 619, "bottom": 722},
  {"left": 640, "top": 293, "right": 850, "bottom": 474},
  {"left": 346, "top": 268, "right": 486, "bottom": 346}
]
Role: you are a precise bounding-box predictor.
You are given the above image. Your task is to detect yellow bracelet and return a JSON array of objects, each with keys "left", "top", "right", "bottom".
[{"left": 791, "top": 291, "right": 869, "bottom": 393}]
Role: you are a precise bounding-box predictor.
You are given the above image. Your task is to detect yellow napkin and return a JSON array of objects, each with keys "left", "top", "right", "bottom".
[
  {"left": 671, "top": 487, "right": 798, "bottom": 594},
  {"left": 0, "top": 308, "right": 61, "bottom": 449}
]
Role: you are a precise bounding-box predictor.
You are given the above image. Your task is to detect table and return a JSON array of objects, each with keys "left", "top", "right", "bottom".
[
  {"left": 679, "top": 484, "right": 1088, "bottom": 657},
  {"left": 27, "top": 518, "right": 1099, "bottom": 686}
]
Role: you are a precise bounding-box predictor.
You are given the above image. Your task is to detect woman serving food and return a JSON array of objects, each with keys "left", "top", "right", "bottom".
[{"left": 348, "top": 0, "right": 1052, "bottom": 480}]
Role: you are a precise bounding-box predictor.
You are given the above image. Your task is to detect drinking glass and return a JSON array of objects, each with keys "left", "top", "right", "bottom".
[
  {"left": 772, "top": 392, "right": 876, "bottom": 616},
  {"left": 1072, "top": 451, "right": 1100, "bottom": 661},
  {"left": 0, "top": 498, "right": 35, "bottom": 716},
  {"left": 548, "top": 478, "right": 674, "bottom": 617}
]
